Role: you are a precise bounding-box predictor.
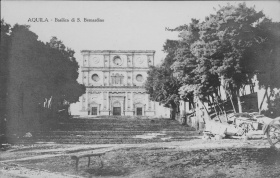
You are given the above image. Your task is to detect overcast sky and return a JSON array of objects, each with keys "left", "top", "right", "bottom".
[{"left": 2, "top": 1, "right": 280, "bottom": 66}]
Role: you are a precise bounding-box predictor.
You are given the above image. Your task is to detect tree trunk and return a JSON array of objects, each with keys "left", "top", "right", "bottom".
[
  {"left": 259, "top": 86, "right": 268, "bottom": 114},
  {"left": 236, "top": 89, "right": 242, "bottom": 113},
  {"left": 229, "top": 91, "right": 237, "bottom": 113},
  {"left": 48, "top": 96, "right": 53, "bottom": 109},
  {"left": 170, "top": 105, "right": 177, "bottom": 120},
  {"left": 19, "top": 83, "right": 25, "bottom": 133},
  {"left": 267, "top": 89, "right": 273, "bottom": 108},
  {"left": 214, "top": 96, "right": 224, "bottom": 115},
  {"left": 211, "top": 95, "right": 221, "bottom": 123},
  {"left": 201, "top": 101, "right": 211, "bottom": 124},
  {"left": 250, "top": 84, "right": 254, "bottom": 94},
  {"left": 213, "top": 102, "right": 222, "bottom": 123}
]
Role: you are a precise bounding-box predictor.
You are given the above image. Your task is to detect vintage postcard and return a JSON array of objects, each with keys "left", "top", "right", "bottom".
[{"left": 1, "top": 1, "right": 280, "bottom": 178}]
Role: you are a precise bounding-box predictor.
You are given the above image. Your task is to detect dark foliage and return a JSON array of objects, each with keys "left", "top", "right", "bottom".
[
  {"left": 145, "top": 40, "right": 181, "bottom": 119},
  {"left": 0, "top": 20, "right": 85, "bottom": 136}
]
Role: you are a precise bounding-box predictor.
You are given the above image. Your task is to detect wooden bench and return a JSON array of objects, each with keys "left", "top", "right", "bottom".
[{"left": 70, "top": 152, "right": 107, "bottom": 171}]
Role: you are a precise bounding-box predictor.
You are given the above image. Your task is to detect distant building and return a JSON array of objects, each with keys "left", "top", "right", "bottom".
[{"left": 70, "top": 50, "right": 170, "bottom": 117}]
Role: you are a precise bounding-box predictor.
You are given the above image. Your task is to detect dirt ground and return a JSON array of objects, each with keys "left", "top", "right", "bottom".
[{"left": 1, "top": 138, "right": 280, "bottom": 178}]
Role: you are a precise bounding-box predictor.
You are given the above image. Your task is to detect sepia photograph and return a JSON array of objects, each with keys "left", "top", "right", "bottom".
[{"left": 1, "top": 0, "right": 280, "bottom": 177}]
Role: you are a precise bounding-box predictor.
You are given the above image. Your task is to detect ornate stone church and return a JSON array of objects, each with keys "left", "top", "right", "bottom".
[{"left": 71, "top": 50, "right": 169, "bottom": 117}]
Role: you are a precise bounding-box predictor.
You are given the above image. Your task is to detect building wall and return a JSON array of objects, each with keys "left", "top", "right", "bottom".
[{"left": 70, "top": 50, "right": 170, "bottom": 117}]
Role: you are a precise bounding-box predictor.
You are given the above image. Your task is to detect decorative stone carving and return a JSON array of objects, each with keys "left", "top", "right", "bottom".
[
  {"left": 103, "top": 95, "right": 107, "bottom": 109},
  {"left": 88, "top": 91, "right": 102, "bottom": 94},
  {"left": 135, "top": 102, "right": 143, "bottom": 108},
  {"left": 136, "top": 57, "right": 144, "bottom": 64},
  {"left": 91, "top": 94, "right": 98, "bottom": 99},
  {"left": 92, "top": 57, "right": 100, "bottom": 64},
  {"left": 113, "top": 101, "right": 121, "bottom": 107},
  {"left": 127, "top": 55, "right": 132, "bottom": 67},
  {"left": 111, "top": 73, "right": 124, "bottom": 85},
  {"left": 102, "top": 55, "right": 108, "bottom": 68},
  {"left": 133, "top": 93, "right": 145, "bottom": 104},
  {"left": 110, "top": 92, "right": 125, "bottom": 97}
]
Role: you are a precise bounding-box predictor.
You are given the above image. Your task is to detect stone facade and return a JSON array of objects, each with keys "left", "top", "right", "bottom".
[{"left": 77, "top": 50, "right": 161, "bottom": 116}]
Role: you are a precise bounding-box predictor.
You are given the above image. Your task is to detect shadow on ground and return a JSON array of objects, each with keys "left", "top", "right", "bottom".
[{"left": 86, "top": 166, "right": 131, "bottom": 177}]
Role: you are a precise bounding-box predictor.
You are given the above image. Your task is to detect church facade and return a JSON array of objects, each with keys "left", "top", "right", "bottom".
[{"left": 75, "top": 50, "right": 165, "bottom": 117}]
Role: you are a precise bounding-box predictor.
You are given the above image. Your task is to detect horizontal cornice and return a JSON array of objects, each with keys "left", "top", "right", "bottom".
[
  {"left": 81, "top": 67, "right": 149, "bottom": 71},
  {"left": 81, "top": 50, "right": 155, "bottom": 54},
  {"left": 86, "top": 86, "right": 146, "bottom": 92},
  {"left": 86, "top": 86, "right": 145, "bottom": 89}
]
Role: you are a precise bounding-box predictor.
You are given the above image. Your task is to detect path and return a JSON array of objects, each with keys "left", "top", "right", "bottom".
[{"left": 0, "top": 138, "right": 272, "bottom": 178}]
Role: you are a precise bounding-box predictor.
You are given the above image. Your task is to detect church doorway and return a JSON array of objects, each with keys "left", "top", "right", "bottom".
[
  {"left": 136, "top": 107, "right": 142, "bottom": 115},
  {"left": 92, "top": 107, "right": 97, "bottom": 115},
  {"left": 112, "top": 101, "right": 121, "bottom": 115},
  {"left": 113, "top": 107, "right": 121, "bottom": 115}
]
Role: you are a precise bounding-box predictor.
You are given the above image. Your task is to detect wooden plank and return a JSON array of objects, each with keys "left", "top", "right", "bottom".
[
  {"left": 71, "top": 152, "right": 106, "bottom": 159},
  {"left": 70, "top": 152, "right": 107, "bottom": 171}
]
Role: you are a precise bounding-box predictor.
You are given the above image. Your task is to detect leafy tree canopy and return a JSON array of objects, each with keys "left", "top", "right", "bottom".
[
  {"left": 145, "top": 40, "right": 182, "bottom": 119},
  {"left": 172, "top": 3, "right": 279, "bottom": 113},
  {"left": 1, "top": 20, "right": 85, "bottom": 134}
]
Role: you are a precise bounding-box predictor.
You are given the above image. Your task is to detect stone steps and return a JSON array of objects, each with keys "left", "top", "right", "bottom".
[
  {"left": 16, "top": 136, "right": 197, "bottom": 144},
  {"left": 13, "top": 117, "right": 197, "bottom": 144}
]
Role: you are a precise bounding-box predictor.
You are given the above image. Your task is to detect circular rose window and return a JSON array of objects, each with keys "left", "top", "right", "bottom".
[
  {"left": 92, "top": 74, "right": 100, "bottom": 82},
  {"left": 113, "top": 56, "right": 123, "bottom": 66},
  {"left": 136, "top": 74, "right": 143, "bottom": 82}
]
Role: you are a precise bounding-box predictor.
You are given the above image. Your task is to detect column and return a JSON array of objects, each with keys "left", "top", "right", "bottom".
[
  {"left": 107, "top": 91, "right": 110, "bottom": 110},
  {"left": 147, "top": 94, "right": 150, "bottom": 110},
  {"left": 101, "top": 92, "right": 105, "bottom": 110},
  {"left": 86, "top": 91, "right": 89, "bottom": 115},
  {"left": 123, "top": 97, "right": 125, "bottom": 115},
  {"left": 143, "top": 104, "right": 146, "bottom": 116},
  {"left": 125, "top": 92, "right": 128, "bottom": 110},
  {"left": 130, "top": 92, "right": 133, "bottom": 109},
  {"left": 87, "top": 53, "right": 90, "bottom": 67},
  {"left": 132, "top": 53, "right": 134, "bottom": 68},
  {"left": 108, "top": 53, "right": 111, "bottom": 86},
  {"left": 87, "top": 71, "right": 90, "bottom": 86},
  {"left": 103, "top": 55, "right": 106, "bottom": 67}
]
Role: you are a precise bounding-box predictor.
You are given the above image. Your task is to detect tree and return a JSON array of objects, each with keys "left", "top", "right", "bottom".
[
  {"left": 177, "top": 3, "right": 265, "bottom": 113},
  {"left": 252, "top": 19, "right": 280, "bottom": 112},
  {"left": 43, "top": 37, "right": 86, "bottom": 118},
  {"left": 172, "top": 19, "right": 221, "bottom": 107},
  {"left": 145, "top": 40, "right": 181, "bottom": 120},
  {"left": 0, "top": 20, "right": 11, "bottom": 134},
  {"left": 2, "top": 21, "right": 85, "bottom": 135}
]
